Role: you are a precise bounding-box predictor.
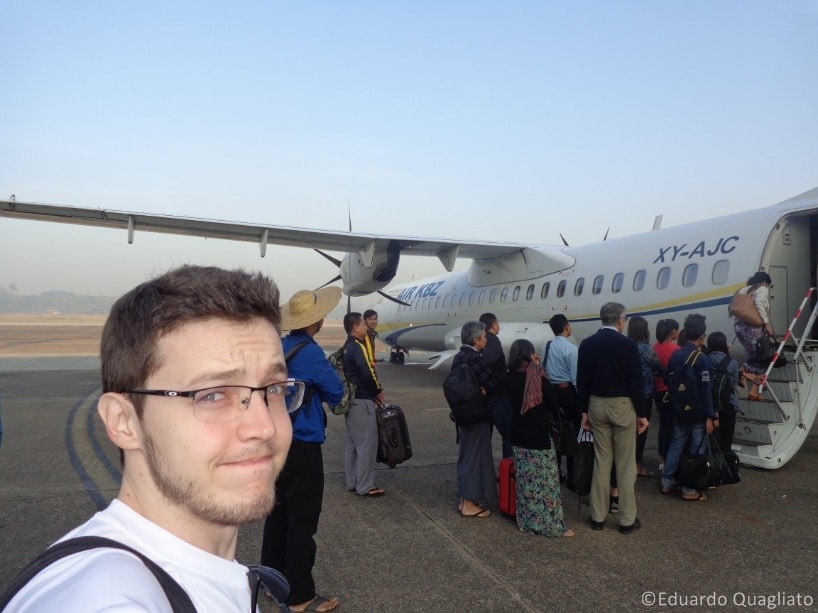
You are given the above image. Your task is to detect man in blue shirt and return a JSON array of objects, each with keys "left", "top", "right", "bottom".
[
  {"left": 261, "top": 287, "right": 344, "bottom": 613},
  {"left": 543, "top": 314, "right": 579, "bottom": 488}
]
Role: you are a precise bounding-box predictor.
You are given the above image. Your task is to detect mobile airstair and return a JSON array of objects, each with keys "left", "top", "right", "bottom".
[{"left": 733, "top": 288, "right": 818, "bottom": 469}]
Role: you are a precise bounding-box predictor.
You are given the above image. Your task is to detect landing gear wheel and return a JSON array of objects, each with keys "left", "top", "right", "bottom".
[{"left": 389, "top": 348, "right": 405, "bottom": 364}]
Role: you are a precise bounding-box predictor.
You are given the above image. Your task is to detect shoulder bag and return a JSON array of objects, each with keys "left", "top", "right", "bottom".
[{"left": 728, "top": 286, "right": 764, "bottom": 327}]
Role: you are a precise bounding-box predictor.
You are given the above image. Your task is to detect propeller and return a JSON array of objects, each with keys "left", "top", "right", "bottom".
[{"left": 312, "top": 248, "right": 411, "bottom": 308}]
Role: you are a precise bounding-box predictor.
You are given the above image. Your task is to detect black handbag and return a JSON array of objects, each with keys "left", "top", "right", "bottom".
[
  {"left": 573, "top": 430, "right": 594, "bottom": 496},
  {"left": 551, "top": 406, "right": 579, "bottom": 456},
  {"left": 708, "top": 434, "right": 741, "bottom": 486},
  {"left": 677, "top": 435, "right": 720, "bottom": 490},
  {"left": 754, "top": 334, "right": 774, "bottom": 366}
]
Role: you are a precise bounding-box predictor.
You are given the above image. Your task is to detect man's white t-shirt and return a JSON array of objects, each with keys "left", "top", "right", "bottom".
[{"left": 6, "top": 499, "right": 255, "bottom": 612}]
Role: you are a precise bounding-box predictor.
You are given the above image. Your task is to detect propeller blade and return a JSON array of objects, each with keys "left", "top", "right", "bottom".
[
  {"left": 559, "top": 233, "right": 569, "bottom": 246},
  {"left": 314, "top": 275, "right": 342, "bottom": 290},
  {"left": 377, "top": 290, "right": 411, "bottom": 307},
  {"left": 603, "top": 228, "right": 610, "bottom": 241},
  {"left": 314, "top": 248, "right": 342, "bottom": 267}
]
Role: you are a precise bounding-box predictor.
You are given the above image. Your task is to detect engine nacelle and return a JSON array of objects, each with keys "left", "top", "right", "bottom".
[{"left": 339, "top": 241, "right": 401, "bottom": 296}]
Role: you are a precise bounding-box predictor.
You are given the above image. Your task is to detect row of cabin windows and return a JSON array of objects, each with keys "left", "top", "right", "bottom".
[{"left": 402, "top": 260, "right": 730, "bottom": 311}]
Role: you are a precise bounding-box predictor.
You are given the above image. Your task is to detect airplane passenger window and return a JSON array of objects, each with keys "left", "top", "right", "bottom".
[
  {"left": 612, "top": 273, "right": 624, "bottom": 293},
  {"left": 592, "top": 275, "right": 604, "bottom": 295},
  {"left": 657, "top": 267, "right": 671, "bottom": 289},
  {"left": 574, "top": 278, "right": 585, "bottom": 296},
  {"left": 459, "top": 293, "right": 467, "bottom": 307},
  {"left": 500, "top": 287, "right": 509, "bottom": 302},
  {"left": 633, "top": 270, "right": 646, "bottom": 291},
  {"left": 435, "top": 296, "right": 441, "bottom": 309},
  {"left": 526, "top": 284, "right": 534, "bottom": 300},
  {"left": 540, "top": 282, "right": 550, "bottom": 299},
  {"left": 479, "top": 290, "right": 486, "bottom": 304},
  {"left": 682, "top": 263, "right": 698, "bottom": 287},
  {"left": 512, "top": 286, "right": 521, "bottom": 301},
  {"left": 469, "top": 292, "right": 476, "bottom": 306},
  {"left": 557, "top": 280, "right": 567, "bottom": 298},
  {"left": 712, "top": 260, "right": 729, "bottom": 284},
  {"left": 489, "top": 289, "right": 497, "bottom": 303}
]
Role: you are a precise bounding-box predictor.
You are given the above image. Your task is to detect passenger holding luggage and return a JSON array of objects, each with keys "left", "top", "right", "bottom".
[
  {"left": 653, "top": 318, "right": 680, "bottom": 469},
  {"left": 3, "top": 265, "right": 297, "bottom": 611},
  {"left": 479, "top": 312, "right": 513, "bottom": 459},
  {"left": 261, "top": 288, "right": 344, "bottom": 612},
  {"left": 706, "top": 332, "right": 740, "bottom": 452},
  {"left": 733, "top": 271, "right": 775, "bottom": 401},
  {"left": 542, "top": 314, "right": 580, "bottom": 489},
  {"left": 453, "top": 321, "right": 498, "bottom": 518},
  {"left": 507, "top": 339, "right": 574, "bottom": 537},
  {"left": 578, "top": 302, "right": 647, "bottom": 534},
  {"left": 661, "top": 314, "right": 717, "bottom": 501},
  {"left": 342, "top": 312, "right": 386, "bottom": 497}
]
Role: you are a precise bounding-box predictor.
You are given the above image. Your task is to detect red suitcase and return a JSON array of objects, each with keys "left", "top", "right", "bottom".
[{"left": 498, "top": 457, "right": 516, "bottom": 517}]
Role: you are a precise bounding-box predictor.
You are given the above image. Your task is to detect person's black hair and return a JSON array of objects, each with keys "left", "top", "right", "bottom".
[
  {"left": 655, "top": 318, "right": 679, "bottom": 343},
  {"left": 508, "top": 339, "right": 536, "bottom": 371},
  {"left": 748, "top": 271, "right": 772, "bottom": 286},
  {"left": 683, "top": 313, "right": 707, "bottom": 341},
  {"left": 478, "top": 312, "right": 497, "bottom": 328},
  {"left": 707, "top": 331, "right": 730, "bottom": 355},
  {"left": 549, "top": 314, "right": 569, "bottom": 336}
]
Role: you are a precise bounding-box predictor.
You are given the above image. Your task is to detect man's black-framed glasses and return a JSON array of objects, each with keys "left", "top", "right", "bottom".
[{"left": 124, "top": 380, "right": 306, "bottom": 423}]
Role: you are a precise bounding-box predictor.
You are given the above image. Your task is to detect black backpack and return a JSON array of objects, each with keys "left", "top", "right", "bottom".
[
  {"left": 710, "top": 355, "right": 734, "bottom": 412},
  {"left": 443, "top": 361, "right": 491, "bottom": 426},
  {"left": 666, "top": 349, "right": 706, "bottom": 423},
  {"left": 0, "top": 536, "right": 291, "bottom": 611}
]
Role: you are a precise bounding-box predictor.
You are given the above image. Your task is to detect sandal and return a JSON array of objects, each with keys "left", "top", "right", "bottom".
[
  {"left": 681, "top": 492, "right": 708, "bottom": 502},
  {"left": 461, "top": 507, "right": 491, "bottom": 518},
  {"left": 637, "top": 469, "right": 656, "bottom": 477},
  {"left": 661, "top": 485, "right": 679, "bottom": 495},
  {"left": 364, "top": 487, "right": 385, "bottom": 496},
  {"left": 289, "top": 595, "right": 340, "bottom": 612}
]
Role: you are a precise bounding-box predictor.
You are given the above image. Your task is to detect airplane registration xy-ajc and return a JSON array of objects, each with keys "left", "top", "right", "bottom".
[{"left": 3, "top": 187, "right": 818, "bottom": 470}]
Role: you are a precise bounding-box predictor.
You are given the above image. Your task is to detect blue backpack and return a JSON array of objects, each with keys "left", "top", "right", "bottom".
[{"left": 666, "top": 349, "right": 706, "bottom": 423}]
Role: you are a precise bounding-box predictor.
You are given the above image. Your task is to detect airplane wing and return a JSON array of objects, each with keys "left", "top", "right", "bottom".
[{"left": 0, "top": 199, "right": 554, "bottom": 268}]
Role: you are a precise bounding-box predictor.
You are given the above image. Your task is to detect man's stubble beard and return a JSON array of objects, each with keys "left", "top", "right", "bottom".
[{"left": 142, "top": 431, "right": 276, "bottom": 525}]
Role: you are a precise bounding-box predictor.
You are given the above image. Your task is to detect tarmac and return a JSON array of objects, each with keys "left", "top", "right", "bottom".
[{"left": 0, "top": 353, "right": 817, "bottom": 612}]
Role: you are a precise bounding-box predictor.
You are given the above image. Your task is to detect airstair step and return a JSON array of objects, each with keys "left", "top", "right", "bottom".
[
  {"left": 737, "top": 399, "right": 784, "bottom": 424},
  {"left": 733, "top": 420, "right": 777, "bottom": 446}
]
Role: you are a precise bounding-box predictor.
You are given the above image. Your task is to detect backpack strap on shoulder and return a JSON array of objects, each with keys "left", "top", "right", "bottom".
[{"left": 0, "top": 536, "right": 195, "bottom": 612}]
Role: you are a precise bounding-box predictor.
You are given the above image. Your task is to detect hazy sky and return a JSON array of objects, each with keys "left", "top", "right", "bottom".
[{"left": 1, "top": 1, "right": 816, "bottom": 308}]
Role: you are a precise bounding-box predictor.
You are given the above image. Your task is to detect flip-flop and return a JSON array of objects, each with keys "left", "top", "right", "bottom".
[
  {"left": 661, "top": 485, "right": 679, "bottom": 494},
  {"left": 682, "top": 492, "right": 708, "bottom": 502},
  {"left": 290, "top": 594, "right": 340, "bottom": 612},
  {"left": 461, "top": 508, "right": 491, "bottom": 518},
  {"left": 365, "top": 487, "right": 385, "bottom": 496}
]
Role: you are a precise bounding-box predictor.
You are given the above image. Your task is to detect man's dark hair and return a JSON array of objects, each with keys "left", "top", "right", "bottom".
[
  {"left": 102, "top": 265, "right": 280, "bottom": 403},
  {"left": 478, "top": 312, "right": 497, "bottom": 328},
  {"left": 363, "top": 309, "right": 378, "bottom": 319},
  {"left": 549, "top": 314, "right": 569, "bottom": 336},
  {"left": 683, "top": 313, "right": 707, "bottom": 341},
  {"left": 344, "top": 312, "right": 363, "bottom": 334}
]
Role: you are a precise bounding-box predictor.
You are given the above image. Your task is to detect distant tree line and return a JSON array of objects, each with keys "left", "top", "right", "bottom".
[{"left": 0, "top": 288, "right": 115, "bottom": 314}]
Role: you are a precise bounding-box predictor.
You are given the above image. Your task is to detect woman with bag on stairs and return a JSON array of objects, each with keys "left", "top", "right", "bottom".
[{"left": 732, "top": 272, "right": 775, "bottom": 401}]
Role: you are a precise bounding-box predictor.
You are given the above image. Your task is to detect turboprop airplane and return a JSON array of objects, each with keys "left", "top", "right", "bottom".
[{"left": 2, "top": 186, "right": 818, "bottom": 470}]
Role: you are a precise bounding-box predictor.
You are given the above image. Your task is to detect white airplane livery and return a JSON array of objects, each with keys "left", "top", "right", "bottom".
[{"left": 3, "top": 186, "right": 818, "bottom": 470}]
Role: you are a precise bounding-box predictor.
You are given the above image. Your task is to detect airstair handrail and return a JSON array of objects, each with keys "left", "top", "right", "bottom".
[{"left": 758, "top": 287, "right": 816, "bottom": 393}]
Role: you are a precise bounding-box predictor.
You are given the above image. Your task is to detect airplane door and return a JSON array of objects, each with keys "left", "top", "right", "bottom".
[{"left": 769, "top": 265, "right": 789, "bottom": 335}]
